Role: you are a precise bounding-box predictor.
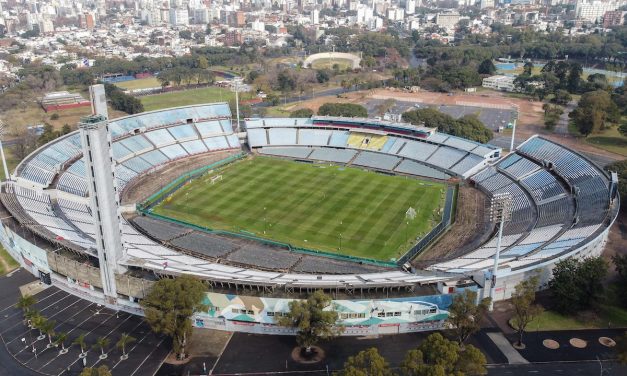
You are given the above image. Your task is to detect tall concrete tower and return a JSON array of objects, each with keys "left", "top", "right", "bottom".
[{"left": 79, "top": 100, "right": 125, "bottom": 303}]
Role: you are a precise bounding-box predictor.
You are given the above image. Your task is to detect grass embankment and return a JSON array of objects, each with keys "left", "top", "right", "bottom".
[{"left": 0, "top": 246, "right": 19, "bottom": 275}]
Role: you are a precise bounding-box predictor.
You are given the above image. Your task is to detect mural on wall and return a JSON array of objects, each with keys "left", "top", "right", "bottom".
[{"left": 198, "top": 292, "right": 451, "bottom": 327}]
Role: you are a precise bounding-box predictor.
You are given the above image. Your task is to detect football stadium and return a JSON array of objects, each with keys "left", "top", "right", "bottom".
[{"left": 0, "top": 88, "right": 620, "bottom": 336}]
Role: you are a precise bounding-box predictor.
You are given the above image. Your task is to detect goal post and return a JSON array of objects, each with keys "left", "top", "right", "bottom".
[{"left": 210, "top": 175, "right": 222, "bottom": 184}]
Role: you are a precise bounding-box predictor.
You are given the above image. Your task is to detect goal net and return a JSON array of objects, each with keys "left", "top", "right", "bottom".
[{"left": 210, "top": 175, "right": 223, "bottom": 184}]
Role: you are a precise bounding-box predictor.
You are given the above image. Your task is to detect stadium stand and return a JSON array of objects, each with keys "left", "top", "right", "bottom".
[{"left": 2, "top": 102, "right": 618, "bottom": 307}]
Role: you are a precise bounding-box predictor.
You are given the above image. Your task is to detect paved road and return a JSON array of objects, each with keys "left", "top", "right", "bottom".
[{"left": 489, "top": 361, "right": 627, "bottom": 375}]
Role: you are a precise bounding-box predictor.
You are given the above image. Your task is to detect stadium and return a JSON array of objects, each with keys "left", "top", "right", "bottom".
[{"left": 0, "top": 91, "right": 620, "bottom": 336}]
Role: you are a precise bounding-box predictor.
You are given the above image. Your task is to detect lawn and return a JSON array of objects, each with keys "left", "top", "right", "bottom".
[
  {"left": 311, "top": 58, "right": 353, "bottom": 71},
  {"left": 140, "top": 86, "right": 252, "bottom": 111},
  {"left": 0, "top": 245, "right": 19, "bottom": 275},
  {"left": 152, "top": 157, "right": 446, "bottom": 261},
  {"left": 140, "top": 87, "right": 237, "bottom": 112},
  {"left": 114, "top": 77, "right": 162, "bottom": 90},
  {"left": 585, "top": 126, "right": 627, "bottom": 157}
]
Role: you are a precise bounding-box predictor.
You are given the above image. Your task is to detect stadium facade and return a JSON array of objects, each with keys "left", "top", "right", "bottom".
[{"left": 0, "top": 96, "right": 619, "bottom": 336}]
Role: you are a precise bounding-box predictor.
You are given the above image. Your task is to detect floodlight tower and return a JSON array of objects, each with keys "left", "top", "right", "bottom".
[
  {"left": 0, "top": 120, "right": 10, "bottom": 181},
  {"left": 79, "top": 84, "right": 126, "bottom": 304},
  {"left": 488, "top": 192, "right": 513, "bottom": 311},
  {"left": 231, "top": 79, "right": 245, "bottom": 133}
]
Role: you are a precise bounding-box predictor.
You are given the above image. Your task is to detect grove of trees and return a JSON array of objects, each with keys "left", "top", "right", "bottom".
[
  {"left": 569, "top": 90, "right": 620, "bottom": 136},
  {"left": 548, "top": 257, "right": 608, "bottom": 313},
  {"left": 318, "top": 103, "right": 368, "bottom": 118},
  {"left": 103, "top": 83, "right": 144, "bottom": 114},
  {"left": 401, "top": 108, "right": 493, "bottom": 143}
]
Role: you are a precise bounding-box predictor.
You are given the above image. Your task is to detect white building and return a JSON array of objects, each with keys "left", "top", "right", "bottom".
[
  {"left": 311, "top": 9, "right": 319, "bottom": 25},
  {"left": 482, "top": 75, "right": 516, "bottom": 92},
  {"left": 575, "top": 0, "right": 622, "bottom": 22},
  {"left": 405, "top": 0, "right": 416, "bottom": 15},
  {"left": 169, "top": 7, "right": 189, "bottom": 26}
]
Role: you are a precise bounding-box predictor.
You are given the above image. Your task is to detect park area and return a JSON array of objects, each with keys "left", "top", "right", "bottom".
[
  {"left": 152, "top": 156, "right": 446, "bottom": 261},
  {"left": 113, "top": 77, "right": 162, "bottom": 90},
  {"left": 139, "top": 86, "right": 236, "bottom": 111}
]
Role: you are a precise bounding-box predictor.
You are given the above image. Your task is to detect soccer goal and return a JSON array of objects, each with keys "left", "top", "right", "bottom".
[{"left": 210, "top": 175, "right": 223, "bottom": 184}]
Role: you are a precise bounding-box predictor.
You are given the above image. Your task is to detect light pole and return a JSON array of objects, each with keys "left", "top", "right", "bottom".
[
  {"left": 231, "top": 80, "right": 245, "bottom": 133},
  {"left": 488, "top": 192, "right": 513, "bottom": 311},
  {"left": 0, "top": 120, "right": 10, "bottom": 181},
  {"left": 509, "top": 118, "right": 517, "bottom": 152}
]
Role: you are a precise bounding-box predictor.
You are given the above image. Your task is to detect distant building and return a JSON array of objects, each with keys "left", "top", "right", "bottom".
[
  {"left": 405, "top": 0, "right": 416, "bottom": 15},
  {"left": 575, "top": 0, "right": 621, "bottom": 22},
  {"left": 603, "top": 10, "right": 626, "bottom": 27},
  {"left": 311, "top": 9, "right": 320, "bottom": 25},
  {"left": 224, "top": 31, "right": 243, "bottom": 46},
  {"left": 435, "top": 12, "right": 460, "bottom": 30},
  {"left": 169, "top": 8, "right": 189, "bottom": 26},
  {"left": 482, "top": 75, "right": 516, "bottom": 92}
]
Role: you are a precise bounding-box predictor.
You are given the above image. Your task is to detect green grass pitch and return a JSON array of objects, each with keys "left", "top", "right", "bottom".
[{"left": 152, "top": 157, "right": 447, "bottom": 261}]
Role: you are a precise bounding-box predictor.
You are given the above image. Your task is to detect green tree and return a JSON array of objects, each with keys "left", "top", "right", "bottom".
[
  {"left": 511, "top": 275, "right": 543, "bottom": 347},
  {"left": 79, "top": 365, "right": 113, "bottom": 376},
  {"left": 523, "top": 62, "right": 534, "bottom": 75},
  {"left": 277, "top": 290, "right": 341, "bottom": 353},
  {"left": 55, "top": 332, "right": 68, "bottom": 351},
  {"left": 140, "top": 275, "right": 207, "bottom": 360},
  {"left": 569, "top": 90, "right": 620, "bottom": 136},
  {"left": 318, "top": 103, "right": 368, "bottom": 117},
  {"left": 548, "top": 257, "right": 608, "bottom": 313},
  {"left": 291, "top": 108, "right": 314, "bottom": 118},
  {"left": 16, "top": 294, "right": 36, "bottom": 318},
  {"left": 400, "top": 333, "right": 487, "bottom": 376},
  {"left": 179, "top": 30, "right": 192, "bottom": 40},
  {"left": 116, "top": 333, "right": 136, "bottom": 357},
  {"left": 551, "top": 89, "right": 572, "bottom": 106},
  {"left": 73, "top": 333, "right": 88, "bottom": 355},
  {"left": 446, "top": 290, "right": 491, "bottom": 347},
  {"left": 93, "top": 336, "right": 110, "bottom": 356},
  {"left": 477, "top": 59, "right": 496, "bottom": 75},
  {"left": 336, "top": 347, "right": 392, "bottom": 376},
  {"left": 41, "top": 319, "right": 56, "bottom": 345},
  {"left": 613, "top": 254, "right": 627, "bottom": 306}
]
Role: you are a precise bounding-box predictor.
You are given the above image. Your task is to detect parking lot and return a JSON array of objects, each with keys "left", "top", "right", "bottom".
[
  {"left": 364, "top": 99, "right": 517, "bottom": 131},
  {"left": 0, "top": 269, "right": 170, "bottom": 376}
]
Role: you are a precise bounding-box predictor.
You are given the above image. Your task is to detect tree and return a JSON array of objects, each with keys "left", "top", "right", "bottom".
[
  {"left": 41, "top": 319, "right": 56, "bottom": 345},
  {"left": 79, "top": 365, "right": 113, "bottom": 376},
  {"left": 400, "top": 333, "right": 487, "bottom": 376},
  {"left": 276, "top": 290, "right": 341, "bottom": 353},
  {"left": 613, "top": 254, "right": 627, "bottom": 306},
  {"left": 447, "top": 289, "right": 490, "bottom": 347},
  {"left": 73, "top": 333, "right": 88, "bottom": 355},
  {"left": 291, "top": 108, "right": 314, "bottom": 118},
  {"left": 94, "top": 336, "right": 110, "bottom": 357},
  {"left": 477, "top": 59, "right": 496, "bottom": 75},
  {"left": 140, "top": 275, "right": 207, "bottom": 360},
  {"left": 55, "top": 332, "right": 68, "bottom": 352},
  {"left": 523, "top": 62, "right": 534, "bottom": 76},
  {"left": 116, "top": 333, "right": 136, "bottom": 358},
  {"left": 569, "top": 90, "right": 620, "bottom": 136},
  {"left": 16, "top": 294, "right": 36, "bottom": 317},
  {"left": 318, "top": 103, "right": 368, "bottom": 117},
  {"left": 31, "top": 314, "right": 47, "bottom": 337},
  {"left": 179, "top": 30, "right": 192, "bottom": 40},
  {"left": 336, "top": 347, "right": 393, "bottom": 376},
  {"left": 548, "top": 257, "right": 608, "bottom": 313},
  {"left": 510, "top": 275, "right": 543, "bottom": 348},
  {"left": 316, "top": 69, "right": 331, "bottom": 83},
  {"left": 401, "top": 108, "right": 492, "bottom": 143},
  {"left": 550, "top": 89, "right": 572, "bottom": 106}
]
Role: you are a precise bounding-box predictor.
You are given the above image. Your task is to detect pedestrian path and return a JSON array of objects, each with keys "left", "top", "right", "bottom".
[{"left": 486, "top": 332, "right": 529, "bottom": 364}]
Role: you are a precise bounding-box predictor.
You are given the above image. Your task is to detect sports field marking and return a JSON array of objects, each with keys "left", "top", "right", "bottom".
[{"left": 153, "top": 157, "right": 446, "bottom": 261}]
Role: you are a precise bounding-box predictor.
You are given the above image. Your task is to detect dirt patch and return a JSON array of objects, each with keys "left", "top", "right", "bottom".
[
  {"left": 414, "top": 185, "right": 492, "bottom": 266},
  {"left": 542, "top": 339, "right": 560, "bottom": 349},
  {"left": 187, "top": 329, "right": 233, "bottom": 358},
  {"left": 121, "top": 150, "right": 239, "bottom": 205}
]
